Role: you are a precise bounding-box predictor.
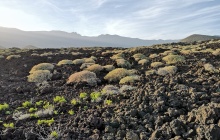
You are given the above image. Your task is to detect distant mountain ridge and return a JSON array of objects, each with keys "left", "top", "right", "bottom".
[
  {"left": 180, "top": 34, "right": 220, "bottom": 42},
  {"left": 0, "top": 27, "right": 177, "bottom": 48}
]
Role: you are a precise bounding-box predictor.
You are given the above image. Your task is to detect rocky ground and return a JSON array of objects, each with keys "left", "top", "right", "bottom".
[{"left": 0, "top": 40, "right": 220, "bottom": 140}]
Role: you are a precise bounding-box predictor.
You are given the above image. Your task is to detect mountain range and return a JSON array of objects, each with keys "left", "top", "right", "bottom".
[{"left": 0, "top": 27, "right": 177, "bottom": 48}]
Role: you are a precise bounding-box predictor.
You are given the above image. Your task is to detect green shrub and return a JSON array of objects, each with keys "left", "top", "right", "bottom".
[
  {"left": 27, "top": 70, "right": 52, "bottom": 83},
  {"left": 72, "top": 59, "right": 85, "bottom": 64},
  {"left": 29, "top": 63, "right": 54, "bottom": 74},
  {"left": 57, "top": 59, "right": 73, "bottom": 66},
  {"left": 84, "top": 58, "right": 95, "bottom": 63},
  {"left": 86, "top": 64, "right": 103, "bottom": 73},
  {"left": 145, "top": 70, "right": 156, "bottom": 75},
  {"left": 132, "top": 53, "right": 146, "bottom": 61},
  {"left": 111, "top": 53, "right": 124, "bottom": 60},
  {"left": 116, "top": 59, "right": 131, "bottom": 68},
  {"left": 103, "top": 65, "right": 115, "bottom": 71},
  {"left": 138, "top": 59, "right": 149, "bottom": 65},
  {"left": 67, "top": 70, "right": 98, "bottom": 86},
  {"left": 162, "top": 55, "right": 185, "bottom": 64},
  {"left": 204, "top": 63, "right": 219, "bottom": 73},
  {"left": 6, "top": 55, "right": 21, "bottom": 60},
  {"left": 119, "top": 75, "right": 140, "bottom": 84},
  {"left": 80, "top": 63, "right": 95, "bottom": 69},
  {"left": 151, "top": 62, "right": 164, "bottom": 68},
  {"left": 102, "top": 85, "right": 120, "bottom": 94},
  {"left": 104, "top": 68, "right": 131, "bottom": 82},
  {"left": 157, "top": 66, "right": 177, "bottom": 76},
  {"left": 149, "top": 53, "right": 158, "bottom": 59}
]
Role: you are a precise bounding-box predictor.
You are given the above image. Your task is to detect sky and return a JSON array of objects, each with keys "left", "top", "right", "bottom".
[{"left": 0, "top": 0, "right": 220, "bottom": 39}]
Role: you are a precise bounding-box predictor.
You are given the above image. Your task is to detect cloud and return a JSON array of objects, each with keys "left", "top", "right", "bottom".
[{"left": 0, "top": 0, "right": 219, "bottom": 39}]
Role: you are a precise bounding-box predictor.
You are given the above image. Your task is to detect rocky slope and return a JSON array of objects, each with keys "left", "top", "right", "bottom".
[{"left": 0, "top": 39, "right": 220, "bottom": 140}]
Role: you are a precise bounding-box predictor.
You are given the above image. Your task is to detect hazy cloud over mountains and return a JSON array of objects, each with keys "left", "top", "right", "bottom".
[
  {"left": 0, "top": 0, "right": 219, "bottom": 39},
  {"left": 0, "top": 27, "right": 177, "bottom": 48}
]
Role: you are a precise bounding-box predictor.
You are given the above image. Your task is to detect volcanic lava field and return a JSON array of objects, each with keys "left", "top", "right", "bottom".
[{"left": 0, "top": 40, "right": 220, "bottom": 140}]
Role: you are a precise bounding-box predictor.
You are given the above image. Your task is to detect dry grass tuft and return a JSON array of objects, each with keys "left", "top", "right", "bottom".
[
  {"left": 104, "top": 68, "right": 131, "bottom": 82},
  {"left": 119, "top": 75, "right": 140, "bottom": 84},
  {"left": 138, "top": 59, "right": 149, "bottom": 65},
  {"left": 29, "top": 63, "right": 54, "bottom": 74},
  {"left": 103, "top": 65, "right": 115, "bottom": 71},
  {"left": 6, "top": 55, "right": 21, "bottom": 60},
  {"left": 162, "top": 55, "right": 185, "bottom": 64},
  {"left": 28, "top": 70, "right": 52, "bottom": 83},
  {"left": 73, "top": 59, "right": 85, "bottom": 65},
  {"left": 157, "top": 66, "right": 177, "bottom": 76},
  {"left": 151, "top": 62, "right": 164, "bottom": 68},
  {"left": 116, "top": 59, "right": 132, "bottom": 68},
  {"left": 67, "top": 70, "right": 98, "bottom": 86},
  {"left": 57, "top": 60, "right": 73, "bottom": 66},
  {"left": 133, "top": 53, "right": 146, "bottom": 61},
  {"left": 204, "top": 63, "right": 219, "bottom": 73},
  {"left": 86, "top": 64, "right": 103, "bottom": 73}
]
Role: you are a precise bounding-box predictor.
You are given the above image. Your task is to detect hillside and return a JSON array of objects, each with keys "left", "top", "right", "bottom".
[
  {"left": 0, "top": 27, "right": 177, "bottom": 48},
  {"left": 0, "top": 40, "right": 220, "bottom": 139},
  {"left": 180, "top": 34, "right": 220, "bottom": 42}
]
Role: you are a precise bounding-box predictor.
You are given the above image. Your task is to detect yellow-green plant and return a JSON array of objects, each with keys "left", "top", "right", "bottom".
[
  {"left": 43, "top": 101, "right": 51, "bottom": 109},
  {"left": 79, "top": 93, "right": 87, "bottom": 99},
  {"left": 3, "top": 123, "right": 14, "bottom": 128},
  {"left": 50, "top": 131, "right": 59, "bottom": 138},
  {"left": 90, "top": 92, "right": 102, "bottom": 102},
  {"left": 71, "top": 99, "right": 78, "bottom": 105},
  {"left": 35, "top": 100, "right": 44, "bottom": 106},
  {"left": 68, "top": 109, "right": 74, "bottom": 115},
  {"left": 22, "top": 101, "right": 31, "bottom": 108},
  {"left": 105, "top": 100, "right": 112, "bottom": 105},
  {"left": 30, "top": 113, "right": 39, "bottom": 118},
  {"left": 29, "top": 108, "right": 38, "bottom": 113},
  {"left": 53, "top": 96, "right": 66, "bottom": 103},
  {"left": 37, "top": 118, "right": 54, "bottom": 126},
  {"left": 0, "top": 103, "right": 9, "bottom": 111}
]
